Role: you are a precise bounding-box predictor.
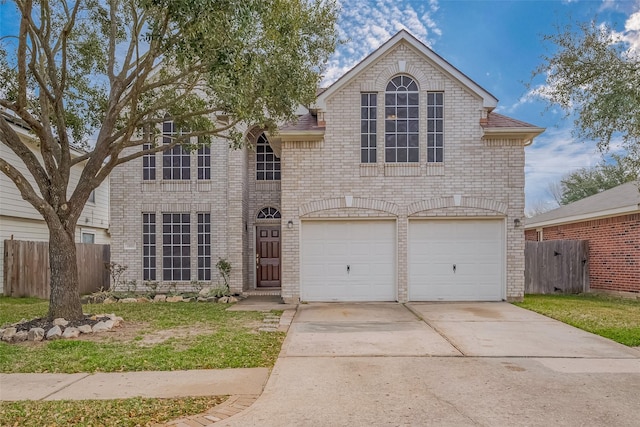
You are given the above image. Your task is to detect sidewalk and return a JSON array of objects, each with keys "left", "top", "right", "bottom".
[{"left": 0, "top": 368, "right": 269, "bottom": 401}]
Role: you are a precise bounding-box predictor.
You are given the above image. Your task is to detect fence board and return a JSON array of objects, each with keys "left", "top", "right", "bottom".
[
  {"left": 525, "top": 240, "right": 589, "bottom": 294},
  {"left": 3, "top": 240, "right": 110, "bottom": 298}
]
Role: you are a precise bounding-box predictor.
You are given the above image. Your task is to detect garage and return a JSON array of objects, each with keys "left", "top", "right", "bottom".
[
  {"left": 408, "top": 219, "right": 504, "bottom": 301},
  {"left": 301, "top": 220, "right": 396, "bottom": 301}
]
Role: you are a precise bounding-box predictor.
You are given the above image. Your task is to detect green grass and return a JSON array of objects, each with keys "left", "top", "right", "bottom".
[
  {"left": 0, "top": 296, "right": 285, "bottom": 373},
  {"left": 0, "top": 396, "right": 226, "bottom": 427},
  {"left": 514, "top": 293, "right": 640, "bottom": 347}
]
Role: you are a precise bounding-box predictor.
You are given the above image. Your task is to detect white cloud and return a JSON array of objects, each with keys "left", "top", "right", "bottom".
[
  {"left": 524, "top": 125, "right": 627, "bottom": 209},
  {"left": 322, "top": 0, "right": 441, "bottom": 86}
]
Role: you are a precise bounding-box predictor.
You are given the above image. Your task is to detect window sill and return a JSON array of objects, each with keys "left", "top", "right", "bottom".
[
  {"left": 384, "top": 163, "right": 421, "bottom": 177},
  {"left": 360, "top": 164, "right": 378, "bottom": 177}
]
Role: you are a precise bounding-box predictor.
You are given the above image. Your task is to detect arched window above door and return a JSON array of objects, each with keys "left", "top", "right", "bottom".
[{"left": 257, "top": 207, "right": 281, "bottom": 219}]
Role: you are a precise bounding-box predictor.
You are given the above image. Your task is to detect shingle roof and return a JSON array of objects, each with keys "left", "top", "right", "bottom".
[
  {"left": 525, "top": 181, "right": 640, "bottom": 228},
  {"left": 279, "top": 113, "right": 324, "bottom": 132},
  {"left": 483, "top": 113, "right": 539, "bottom": 129}
]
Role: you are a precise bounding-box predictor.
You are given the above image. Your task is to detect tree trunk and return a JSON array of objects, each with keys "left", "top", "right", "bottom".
[{"left": 47, "top": 226, "right": 84, "bottom": 320}]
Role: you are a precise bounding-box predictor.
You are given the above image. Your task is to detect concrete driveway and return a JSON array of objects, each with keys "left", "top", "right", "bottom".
[{"left": 218, "top": 302, "right": 640, "bottom": 427}]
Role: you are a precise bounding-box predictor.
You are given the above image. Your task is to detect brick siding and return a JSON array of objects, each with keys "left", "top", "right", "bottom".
[{"left": 528, "top": 214, "right": 640, "bottom": 293}]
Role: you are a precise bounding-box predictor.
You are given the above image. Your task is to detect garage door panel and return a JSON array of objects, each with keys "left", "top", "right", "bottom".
[
  {"left": 409, "top": 219, "right": 504, "bottom": 301},
  {"left": 301, "top": 221, "right": 396, "bottom": 302}
]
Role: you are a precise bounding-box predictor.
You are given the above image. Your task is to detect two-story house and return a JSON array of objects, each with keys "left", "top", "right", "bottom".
[
  {"left": 109, "top": 30, "right": 544, "bottom": 302},
  {"left": 0, "top": 112, "right": 111, "bottom": 294}
]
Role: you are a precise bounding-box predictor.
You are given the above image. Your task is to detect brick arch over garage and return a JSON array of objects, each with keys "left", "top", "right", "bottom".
[
  {"left": 407, "top": 197, "right": 508, "bottom": 216},
  {"left": 299, "top": 198, "right": 399, "bottom": 217}
]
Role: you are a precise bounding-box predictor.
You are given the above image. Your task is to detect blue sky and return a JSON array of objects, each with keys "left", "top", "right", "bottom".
[
  {"left": 326, "top": 0, "right": 640, "bottom": 212},
  {"left": 2, "top": 0, "right": 639, "bottom": 212}
]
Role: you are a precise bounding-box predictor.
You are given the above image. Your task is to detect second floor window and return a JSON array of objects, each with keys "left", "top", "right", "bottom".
[
  {"left": 361, "top": 93, "right": 377, "bottom": 163},
  {"left": 197, "top": 141, "right": 211, "bottom": 180},
  {"left": 256, "top": 133, "right": 280, "bottom": 180},
  {"left": 162, "top": 119, "right": 190, "bottom": 180},
  {"left": 427, "top": 92, "right": 444, "bottom": 163},
  {"left": 385, "top": 75, "right": 419, "bottom": 163}
]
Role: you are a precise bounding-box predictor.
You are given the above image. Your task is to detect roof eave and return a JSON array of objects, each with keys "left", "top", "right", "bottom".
[
  {"left": 482, "top": 127, "right": 546, "bottom": 146},
  {"left": 525, "top": 204, "right": 640, "bottom": 229}
]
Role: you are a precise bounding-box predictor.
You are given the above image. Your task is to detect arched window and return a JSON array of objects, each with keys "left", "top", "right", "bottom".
[
  {"left": 256, "top": 133, "right": 280, "bottom": 180},
  {"left": 257, "top": 207, "right": 281, "bottom": 219},
  {"left": 385, "top": 75, "right": 419, "bottom": 163}
]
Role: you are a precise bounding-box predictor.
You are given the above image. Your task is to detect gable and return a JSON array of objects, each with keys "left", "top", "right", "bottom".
[{"left": 315, "top": 30, "right": 498, "bottom": 111}]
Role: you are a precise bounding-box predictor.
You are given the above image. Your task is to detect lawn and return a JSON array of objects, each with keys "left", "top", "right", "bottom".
[
  {"left": 0, "top": 396, "right": 226, "bottom": 427},
  {"left": 514, "top": 293, "right": 640, "bottom": 347},
  {"left": 0, "top": 297, "right": 285, "bottom": 373},
  {"left": 0, "top": 297, "right": 285, "bottom": 426}
]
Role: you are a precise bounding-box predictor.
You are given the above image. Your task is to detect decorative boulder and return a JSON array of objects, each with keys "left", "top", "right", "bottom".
[
  {"left": 62, "top": 327, "right": 81, "bottom": 339},
  {"left": 28, "top": 328, "right": 45, "bottom": 341},
  {"left": 46, "top": 326, "right": 63, "bottom": 340}
]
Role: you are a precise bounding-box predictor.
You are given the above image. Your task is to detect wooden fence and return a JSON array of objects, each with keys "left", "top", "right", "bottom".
[
  {"left": 525, "top": 240, "right": 589, "bottom": 294},
  {"left": 3, "top": 240, "right": 110, "bottom": 299}
]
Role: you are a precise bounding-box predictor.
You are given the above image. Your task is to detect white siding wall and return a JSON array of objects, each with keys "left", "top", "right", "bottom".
[{"left": 0, "top": 129, "right": 111, "bottom": 294}]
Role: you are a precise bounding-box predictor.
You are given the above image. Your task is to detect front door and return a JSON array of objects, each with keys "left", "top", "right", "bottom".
[{"left": 256, "top": 226, "right": 281, "bottom": 287}]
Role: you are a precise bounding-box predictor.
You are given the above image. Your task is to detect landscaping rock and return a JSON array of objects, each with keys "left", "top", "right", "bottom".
[
  {"left": 62, "top": 327, "right": 81, "bottom": 339},
  {"left": 182, "top": 297, "right": 192, "bottom": 303},
  {"left": 28, "top": 328, "right": 45, "bottom": 341},
  {"left": 120, "top": 298, "right": 138, "bottom": 303},
  {"left": 154, "top": 294, "right": 167, "bottom": 302},
  {"left": 218, "top": 296, "right": 230, "bottom": 304},
  {"left": 199, "top": 287, "right": 212, "bottom": 296},
  {"left": 46, "top": 326, "right": 62, "bottom": 340},
  {"left": 53, "top": 318, "right": 69, "bottom": 327},
  {"left": 137, "top": 297, "right": 151, "bottom": 303},
  {"left": 2, "top": 327, "right": 17, "bottom": 342},
  {"left": 92, "top": 321, "right": 110, "bottom": 333},
  {"left": 166, "top": 296, "right": 183, "bottom": 303},
  {"left": 228, "top": 296, "right": 239, "bottom": 303},
  {"left": 103, "top": 297, "right": 117, "bottom": 304},
  {"left": 13, "top": 330, "right": 28, "bottom": 342},
  {"left": 78, "top": 325, "right": 93, "bottom": 334},
  {"left": 258, "top": 326, "right": 278, "bottom": 332}
]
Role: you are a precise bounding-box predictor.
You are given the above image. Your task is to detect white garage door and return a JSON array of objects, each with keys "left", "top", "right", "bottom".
[
  {"left": 301, "top": 221, "right": 396, "bottom": 301},
  {"left": 409, "top": 219, "right": 504, "bottom": 301}
]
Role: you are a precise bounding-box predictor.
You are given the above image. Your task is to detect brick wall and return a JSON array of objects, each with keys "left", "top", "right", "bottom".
[
  {"left": 280, "top": 41, "right": 527, "bottom": 302},
  {"left": 529, "top": 214, "right": 639, "bottom": 293}
]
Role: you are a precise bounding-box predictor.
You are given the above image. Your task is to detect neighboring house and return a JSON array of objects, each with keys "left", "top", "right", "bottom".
[
  {"left": 525, "top": 181, "right": 640, "bottom": 294},
  {"left": 0, "top": 112, "right": 111, "bottom": 294},
  {"left": 110, "top": 30, "right": 544, "bottom": 302}
]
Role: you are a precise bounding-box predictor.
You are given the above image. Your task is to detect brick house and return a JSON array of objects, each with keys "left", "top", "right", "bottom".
[
  {"left": 110, "top": 30, "right": 544, "bottom": 302},
  {"left": 525, "top": 181, "right": 640, "bottom": 294}
]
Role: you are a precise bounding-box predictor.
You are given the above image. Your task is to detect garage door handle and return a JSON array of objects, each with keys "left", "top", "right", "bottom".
[
  {"left": 453, "top": 264, "right": 456, "bottom": 273},
  {"left": 347, "top": 265, "right": 350, "bottom": 274}
]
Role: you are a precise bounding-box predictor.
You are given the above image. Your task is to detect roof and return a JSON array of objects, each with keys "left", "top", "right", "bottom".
[
  {"left": 481, "top": 112, "right": 545, "bottom": 146},
  {"left": 484, "top": 113, "right": 537, "bottom": 128},
  {"left": 525, "top": 181, "right": 640, "bottom": 228},
  {"left": 279, "top": 113, "right": 324, "bottom": 132},
  {"left": 316, "top": 29, "right": 499, "bottom": 111}
]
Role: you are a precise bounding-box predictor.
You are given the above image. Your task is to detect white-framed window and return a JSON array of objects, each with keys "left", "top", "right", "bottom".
[
  {"left": 162, "top": 213, "right": 191, "bottom": 281},
  {"left": 257, "top": 207, "right": 281, "bottom": 219},
  {"left": 143, "top": 143, "right": 156, "bottom": 180},
  {"left": 81, "top": 231, "right": 95, "bottom": 244},
  {"left": 385, "top": 75, "right": 419, "bottom": 163},
  {"left": 197, "top": 140, "right": 211, "bottom": 180},
  {"left": 256, "top": 133, "right": 280, "bottom": 180},
  {"left": 361, "top": 93, "right": 377, "bottom": 163},
  {"left": 197, "top": 213, "right": 211, "bottom": 281},
  {"left": 143, "top": 213, "right": 157, "bottom": 281},
  {"left": 87, "top": 190, "right": 96, "bottom": 204},
  {"left": 426, "top": 92, "right": 444, "bottom": 163},
  {"left": 162, "top": 119, "right": 191, "bottom": 180}
]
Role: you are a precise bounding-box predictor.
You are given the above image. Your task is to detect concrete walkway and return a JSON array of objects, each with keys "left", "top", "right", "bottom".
[{"left": 214, "top": 302, "right": 640, "bottom": 427}]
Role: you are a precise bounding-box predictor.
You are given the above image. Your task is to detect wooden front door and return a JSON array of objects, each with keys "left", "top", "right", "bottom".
[{"left": 256, "top": 226, "right": 281, "bottom": 287}]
